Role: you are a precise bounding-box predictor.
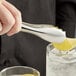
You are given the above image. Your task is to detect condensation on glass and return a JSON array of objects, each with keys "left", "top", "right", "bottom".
[{"left": 46, "top": 44, "right": 76, "bottom": 76}]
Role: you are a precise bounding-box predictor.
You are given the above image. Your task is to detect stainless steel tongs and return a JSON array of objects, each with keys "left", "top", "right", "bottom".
[{"left": 21, "top": 22, "right": 66, "bottom": 43}]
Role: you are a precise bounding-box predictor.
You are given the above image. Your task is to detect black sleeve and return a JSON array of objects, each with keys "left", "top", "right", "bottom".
[{"left": 56, "top": 2, "right": 76, "bottom": 37}]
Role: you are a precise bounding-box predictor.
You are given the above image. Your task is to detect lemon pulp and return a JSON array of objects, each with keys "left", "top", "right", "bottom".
[
  {"left": 22, "top": 74, "right": 35, "bottom": 76},
  {"left": 52, "top": 38, "right": 76, "bottom": 51}
]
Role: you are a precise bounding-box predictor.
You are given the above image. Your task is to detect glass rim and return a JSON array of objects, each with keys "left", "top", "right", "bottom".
[
  {"left": 46, "top": 43, "right": 54, "bottom": 52},
  {"left": 46, "top": 43, "right": 76, "bottom": 63},
  {"left": 0, "top": 66, "right": 40, "bottom": 75}
]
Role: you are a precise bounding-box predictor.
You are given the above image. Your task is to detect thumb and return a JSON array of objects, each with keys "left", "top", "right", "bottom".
[{"left": 0, "top": 22, "right": 2, "bottom": 31}]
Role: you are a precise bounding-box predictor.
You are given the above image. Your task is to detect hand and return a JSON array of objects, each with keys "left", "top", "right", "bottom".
[{"left": 0, "top": 0, "right": 22, "bottom": 36}]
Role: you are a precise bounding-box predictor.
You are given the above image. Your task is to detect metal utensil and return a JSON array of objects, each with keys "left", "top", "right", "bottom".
[{"left": 21, "top": 22, "right": 66, "bottom": 43}]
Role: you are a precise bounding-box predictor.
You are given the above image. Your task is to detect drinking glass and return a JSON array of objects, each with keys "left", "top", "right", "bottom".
[
  {"left": 0, "top": 66, "right": 40, "bottom": 76},
  {"left": 46, "top": 44, "right": 76, "bottom": 76}
]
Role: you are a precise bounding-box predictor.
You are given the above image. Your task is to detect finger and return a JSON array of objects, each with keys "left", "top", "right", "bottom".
[
  {"left": 0, "top": 0, "right": 3, "bottom": 4},
  {"left": 2, "top": 1, "right": 22, "bottom": 36},
  {"left": 0, "top": 22, "right": 2, "bottom": 31},
  {"left": 0, "top": 4, "right": 15, "bottom": 35},
  {"left": 0, "top": 0, "right": 5, "bottom": 4}
]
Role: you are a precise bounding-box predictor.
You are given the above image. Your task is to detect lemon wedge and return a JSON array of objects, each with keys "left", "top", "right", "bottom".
[
  {"left": 22, "top": 74, "right": 34, "bottom": 76},
  {"left": 52, "top": 38, "right": 76, "bottom": 51}
]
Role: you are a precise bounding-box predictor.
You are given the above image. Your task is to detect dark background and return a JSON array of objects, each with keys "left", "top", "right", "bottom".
[{"left": 0, "top": 0, "right": 76, "bottom": 76}]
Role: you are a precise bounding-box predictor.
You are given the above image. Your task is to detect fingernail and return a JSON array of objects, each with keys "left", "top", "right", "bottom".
[{"left": 7, "top": 32, "right": 17, "bottom": 36}]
